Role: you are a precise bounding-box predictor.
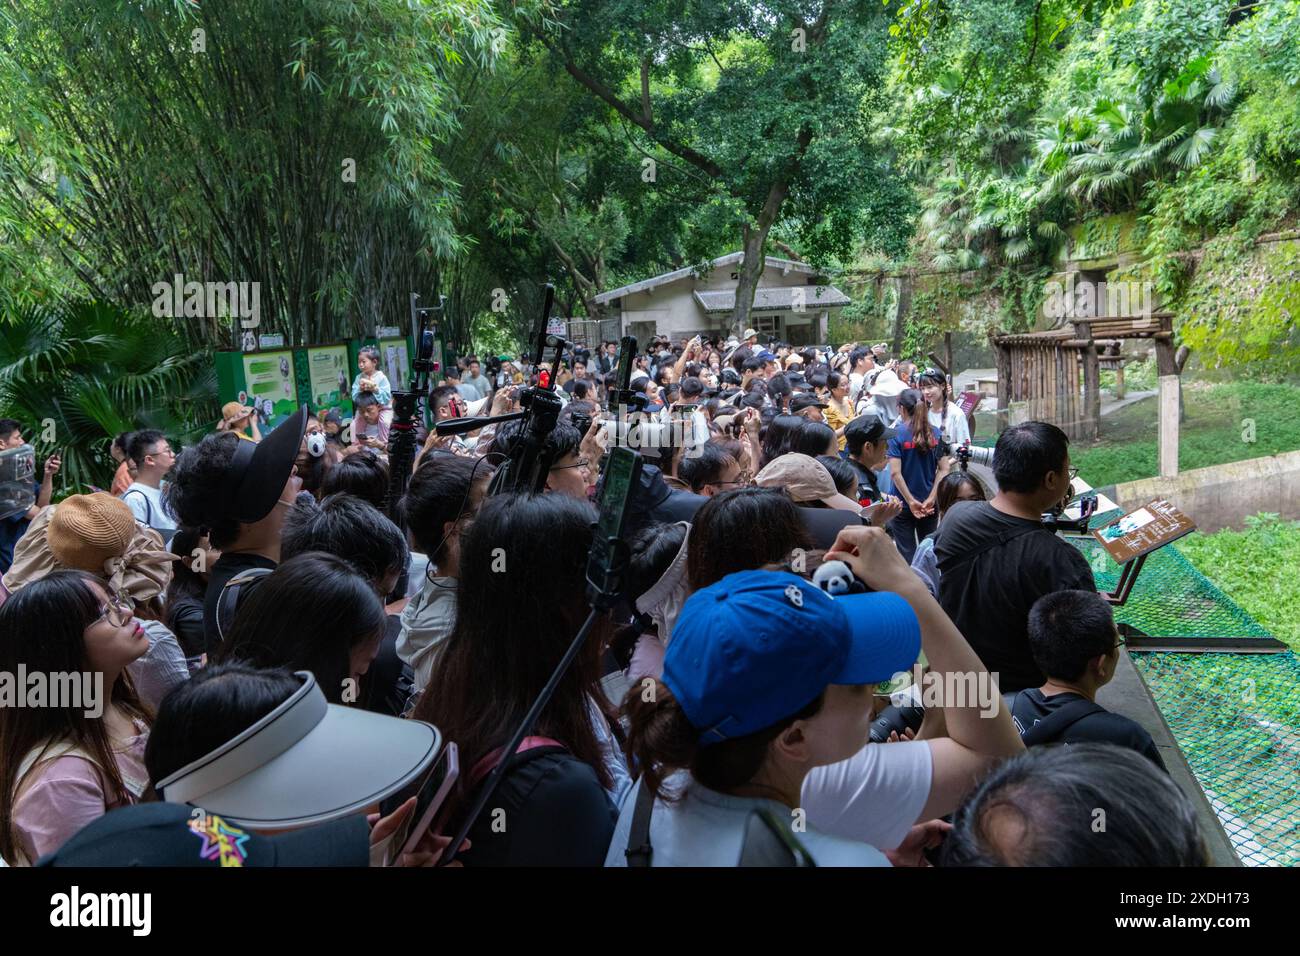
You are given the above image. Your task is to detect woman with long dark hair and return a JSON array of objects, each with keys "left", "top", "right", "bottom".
[
  {"left": 886, "top": 389, "right": 950, "bottom": 563},
  {"left": 213, "top": 552, "right": 387, "bottom": 705},
  {"left": 0, "top": 571, "right": 153, "bottom": 865},
  {"left": 759, "top": 414, "right": 806, "bottom": 469},
  {"left": 789, "top": 419, "right": 838, "bottom": 459},
  {"left": 686, "top": 488, "right": 813, "bottom": 592},
  {"left": 414, "top": 492, "right": 625, "bottom": 866},
  {"left": 917, "top": 368, "right": 971, "bottom": 451}
]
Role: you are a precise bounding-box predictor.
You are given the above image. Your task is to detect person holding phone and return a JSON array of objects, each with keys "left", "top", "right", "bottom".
[
  {"left": 0, "top": 419, "right": 59, "bottom": 575},
  {"left": 352, "top": 393, "right": 389, "bottom": 460}
]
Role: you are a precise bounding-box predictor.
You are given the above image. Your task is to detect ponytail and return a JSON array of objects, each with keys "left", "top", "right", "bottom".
[
  {"left": 909, "top": 402, "right": 933, "bottom": 453},
  {"left": 622, "top": 680, "right": 824, "bottom": 801}
]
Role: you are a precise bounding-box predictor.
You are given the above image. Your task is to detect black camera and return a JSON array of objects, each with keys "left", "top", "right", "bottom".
[
  {"left": 954, "top": 440, "right": 995, "bottom": 472},
  {"left": 1042, "top": 489, "right": 1098, "bottom": 533}
]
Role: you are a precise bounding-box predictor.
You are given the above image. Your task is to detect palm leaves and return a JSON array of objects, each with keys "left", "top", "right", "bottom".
[
  {"left": 915, "top": 53, "right": 1240, "bottom": 273},
  {"left": 0, "top": 301, "right": 216, "bottom": 497}
]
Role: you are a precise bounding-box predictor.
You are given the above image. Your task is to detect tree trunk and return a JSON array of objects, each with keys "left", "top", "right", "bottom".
[
  {"left": 549, "top": 240, "right": 605, "bottom": 322},
  {"left": 732, "top": 222, "right": 768, "bottom": 339},
  {"left": 891, "top": 273, "right": 913, "bottom": 357},
  {"left": 730, "top": 131, "right": 807, "bottom": 337}
]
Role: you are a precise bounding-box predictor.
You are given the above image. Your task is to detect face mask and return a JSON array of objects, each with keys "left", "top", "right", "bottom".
[{"left": 306, "top": 433, "right": 326, "bottom": 458}]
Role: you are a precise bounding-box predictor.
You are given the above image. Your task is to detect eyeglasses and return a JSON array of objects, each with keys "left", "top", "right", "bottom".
[
  {"left": 552, "top": 458, "right": 590, "bottom": 472},
  {"left": 1067, "top": 465, "right": 1079, "bottom": 481},
  {"left": 94, "top": 596, "right": 134, "bottom": 628}
]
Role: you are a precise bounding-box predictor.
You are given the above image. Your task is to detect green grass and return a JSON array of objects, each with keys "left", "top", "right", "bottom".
[
  {"left": 1175, "top": 514, "right": 1300, "bottom": 652},
  {"left": 1072, "top": 380, "right": 1300, "bottom": 487}
]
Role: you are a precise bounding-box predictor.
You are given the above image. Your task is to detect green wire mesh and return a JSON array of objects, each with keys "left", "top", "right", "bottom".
[
  {"left": 1060, "top": 508, "right": 1300, "bottom": 866},
  {"left": 1070, "top": 508, "right": 1271, "bottom": 639},
  {"left": 1132, "top": 653, "right": 1300, "bottom": 867}
]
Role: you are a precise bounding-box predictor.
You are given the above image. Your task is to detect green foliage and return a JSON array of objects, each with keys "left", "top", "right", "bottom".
[
  {"left": 470, "top": 313, "right": 523, "bottom": 363},
  {"left": 0, "top": 0, "right": 502, "bottom": 343},
  {"left": 1073, "top": 380, "right": 1300, "bottom": 486},
  {"left": 1100, "top": 353, "right": 1158, "bottom": 392},
  {"left": 1177, "top": 515, "right": 1300, "bottom": 652},
  {"left": 0, "top": 301, "right": 215, "bottom": 496},
  {"left": 1176, "top": 238, "right": 1300, "bottom": 374},
  {"left": 522, "top": 0, "right": 915, "bottom": 319},
  {"left": 893, "top": 0, "right": 1300, "bottom": 370}
]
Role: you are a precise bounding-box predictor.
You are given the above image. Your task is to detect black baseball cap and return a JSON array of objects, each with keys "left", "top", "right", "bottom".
[
  {"left": 217, "top": 405, "right": 308, "bottom": 524},
  {"left": 790, "top": 393, "right": 828, "bottom": 413},
  {"left": 845, "top": 414, "right": 896, "bottom": 448},
  {"left": 37, "top": 802, "right": 369, "bottom": 867}
]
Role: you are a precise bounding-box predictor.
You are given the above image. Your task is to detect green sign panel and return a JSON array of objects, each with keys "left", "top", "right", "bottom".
[
  {"left": 306, "top": 344, "right": 354, "bottom": 419},
  {"left": 240, "top": 350, "right": 298, "bottom": 429}
]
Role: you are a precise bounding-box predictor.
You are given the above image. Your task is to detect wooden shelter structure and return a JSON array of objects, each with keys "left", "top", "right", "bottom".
[{"left": 992, "top": 312, "right": 1178, "bottom": 442}]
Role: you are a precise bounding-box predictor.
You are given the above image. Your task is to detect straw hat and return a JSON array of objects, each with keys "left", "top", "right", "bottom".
[
  {"left": 4, "top": 493, "right": 174, "bottom": 604},
  {"left": 221, "top": 401, "right": 255, "bottom": 426},
  {"left": 48, "top": 494, "right": 137, "bottom": 572}
]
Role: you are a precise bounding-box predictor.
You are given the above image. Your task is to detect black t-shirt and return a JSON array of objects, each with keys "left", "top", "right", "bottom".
[
  {"left": 168, "top": 595, "right": 207, "bottom": 659},
  {"left": 203, "top": 552, "right": 278, "bottom": 654},
  {"left": 456, "top": 748, "right": 617, "bottom": 867},
  {"left": 1011, "top": 689, "right": 1166, "bottom": 770},
  {"left": 934, "top": 501, "right": 1096, "bottom": 692},
  {"left": 847, "top": 458, "right": 883, "bottom": 506},
  {"left": 358, "top": 615, "right": 414, "bottom": 717}
]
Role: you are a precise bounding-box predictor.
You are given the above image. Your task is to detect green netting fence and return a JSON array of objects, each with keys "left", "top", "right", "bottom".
[{"left": 1067, "top": 509, "right": 1300, "bottom": 867}]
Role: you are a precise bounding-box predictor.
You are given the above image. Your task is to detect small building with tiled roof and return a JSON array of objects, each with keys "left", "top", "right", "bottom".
[{"left": 594, "top": 252, "right": 851, "bottom": 346}]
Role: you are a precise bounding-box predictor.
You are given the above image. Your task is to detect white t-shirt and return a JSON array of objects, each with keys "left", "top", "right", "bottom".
[
  {"left": 121, "top": 482, "right": 176, "bottom": 533},
  {"left": 605, "top": 772, "right": 891, "bottom": 867},
  {"left": 928, "top": 401, "right": 971, "bottom": 448},
  {"left": 800, "top": 739, "right": 933, "bottom": 851},
  {"left": 849, "top": 371, "right": 866, "bottom": 403}
]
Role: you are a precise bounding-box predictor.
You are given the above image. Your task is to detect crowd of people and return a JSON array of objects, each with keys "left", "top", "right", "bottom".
[{"left": 0, "top": 333, "right": 1203, "bottom": 868}]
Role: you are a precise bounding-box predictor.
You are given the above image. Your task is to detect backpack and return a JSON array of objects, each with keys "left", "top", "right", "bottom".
[
  {"left": 214, "top": 566, "right": 273, "bottom": 642},
  {"left": 121, "top": 488, "right": 178, "bottom": 549},
  {"left": 1012, "top": 691, "right": 1107, "bottom": 746}
]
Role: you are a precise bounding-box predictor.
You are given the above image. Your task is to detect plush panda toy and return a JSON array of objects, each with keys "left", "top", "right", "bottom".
[{"left": 812, "top": 559, "right": 868, "bottom": 597}]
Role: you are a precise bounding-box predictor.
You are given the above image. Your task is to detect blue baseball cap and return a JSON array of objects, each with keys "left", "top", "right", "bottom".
[{"left": 663, "top": 570, "right": 921, "bottom": 745}]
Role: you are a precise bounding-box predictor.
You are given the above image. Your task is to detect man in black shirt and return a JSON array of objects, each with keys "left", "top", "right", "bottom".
[
  {"left": 843, "top": 415, "right": 894, "bottom": 506},
  {"left": 1012, "top": 590, "right": 1164, "bottom": 768},
  {"left": 165, "top": 406, "right": 308, "bottom": 652},
  {"left": 934, "top": 421, "right": 1095, "bottom": 692}
]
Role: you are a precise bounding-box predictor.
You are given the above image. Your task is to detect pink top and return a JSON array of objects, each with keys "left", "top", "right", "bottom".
[{"left": 10, "top": 722, "right": 149, "bottom": 864}]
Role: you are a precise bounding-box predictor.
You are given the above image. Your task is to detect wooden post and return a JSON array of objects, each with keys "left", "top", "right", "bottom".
[
  {"left": 1075, "top": 321, "right": 1100, "bottom": 440},
  {"left": 944, "top": 332, "right": 954, "bottom": 393},
  {"left": 1159, "top": 374, "right": 1180, "bottom": 478},
  {"left": 1115, "top": 356, "right": 1126, "bottom": 400},
  {"left": 995, "top": 342, "right": 1010, "bottom": 432}
]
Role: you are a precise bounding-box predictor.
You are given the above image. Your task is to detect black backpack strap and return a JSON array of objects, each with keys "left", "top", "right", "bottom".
[
  {"left": 624, "top": 778, "right": 656, "bottom": 867},
  {"left": 935, "top": 522, "right": 1048, "bottom": 574},
  {"left": 1020, "top": 697, "right": 1107, "bottom": 747},
  {"left": 215, "top": 567, "right": 273, "bottom": 643}
]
